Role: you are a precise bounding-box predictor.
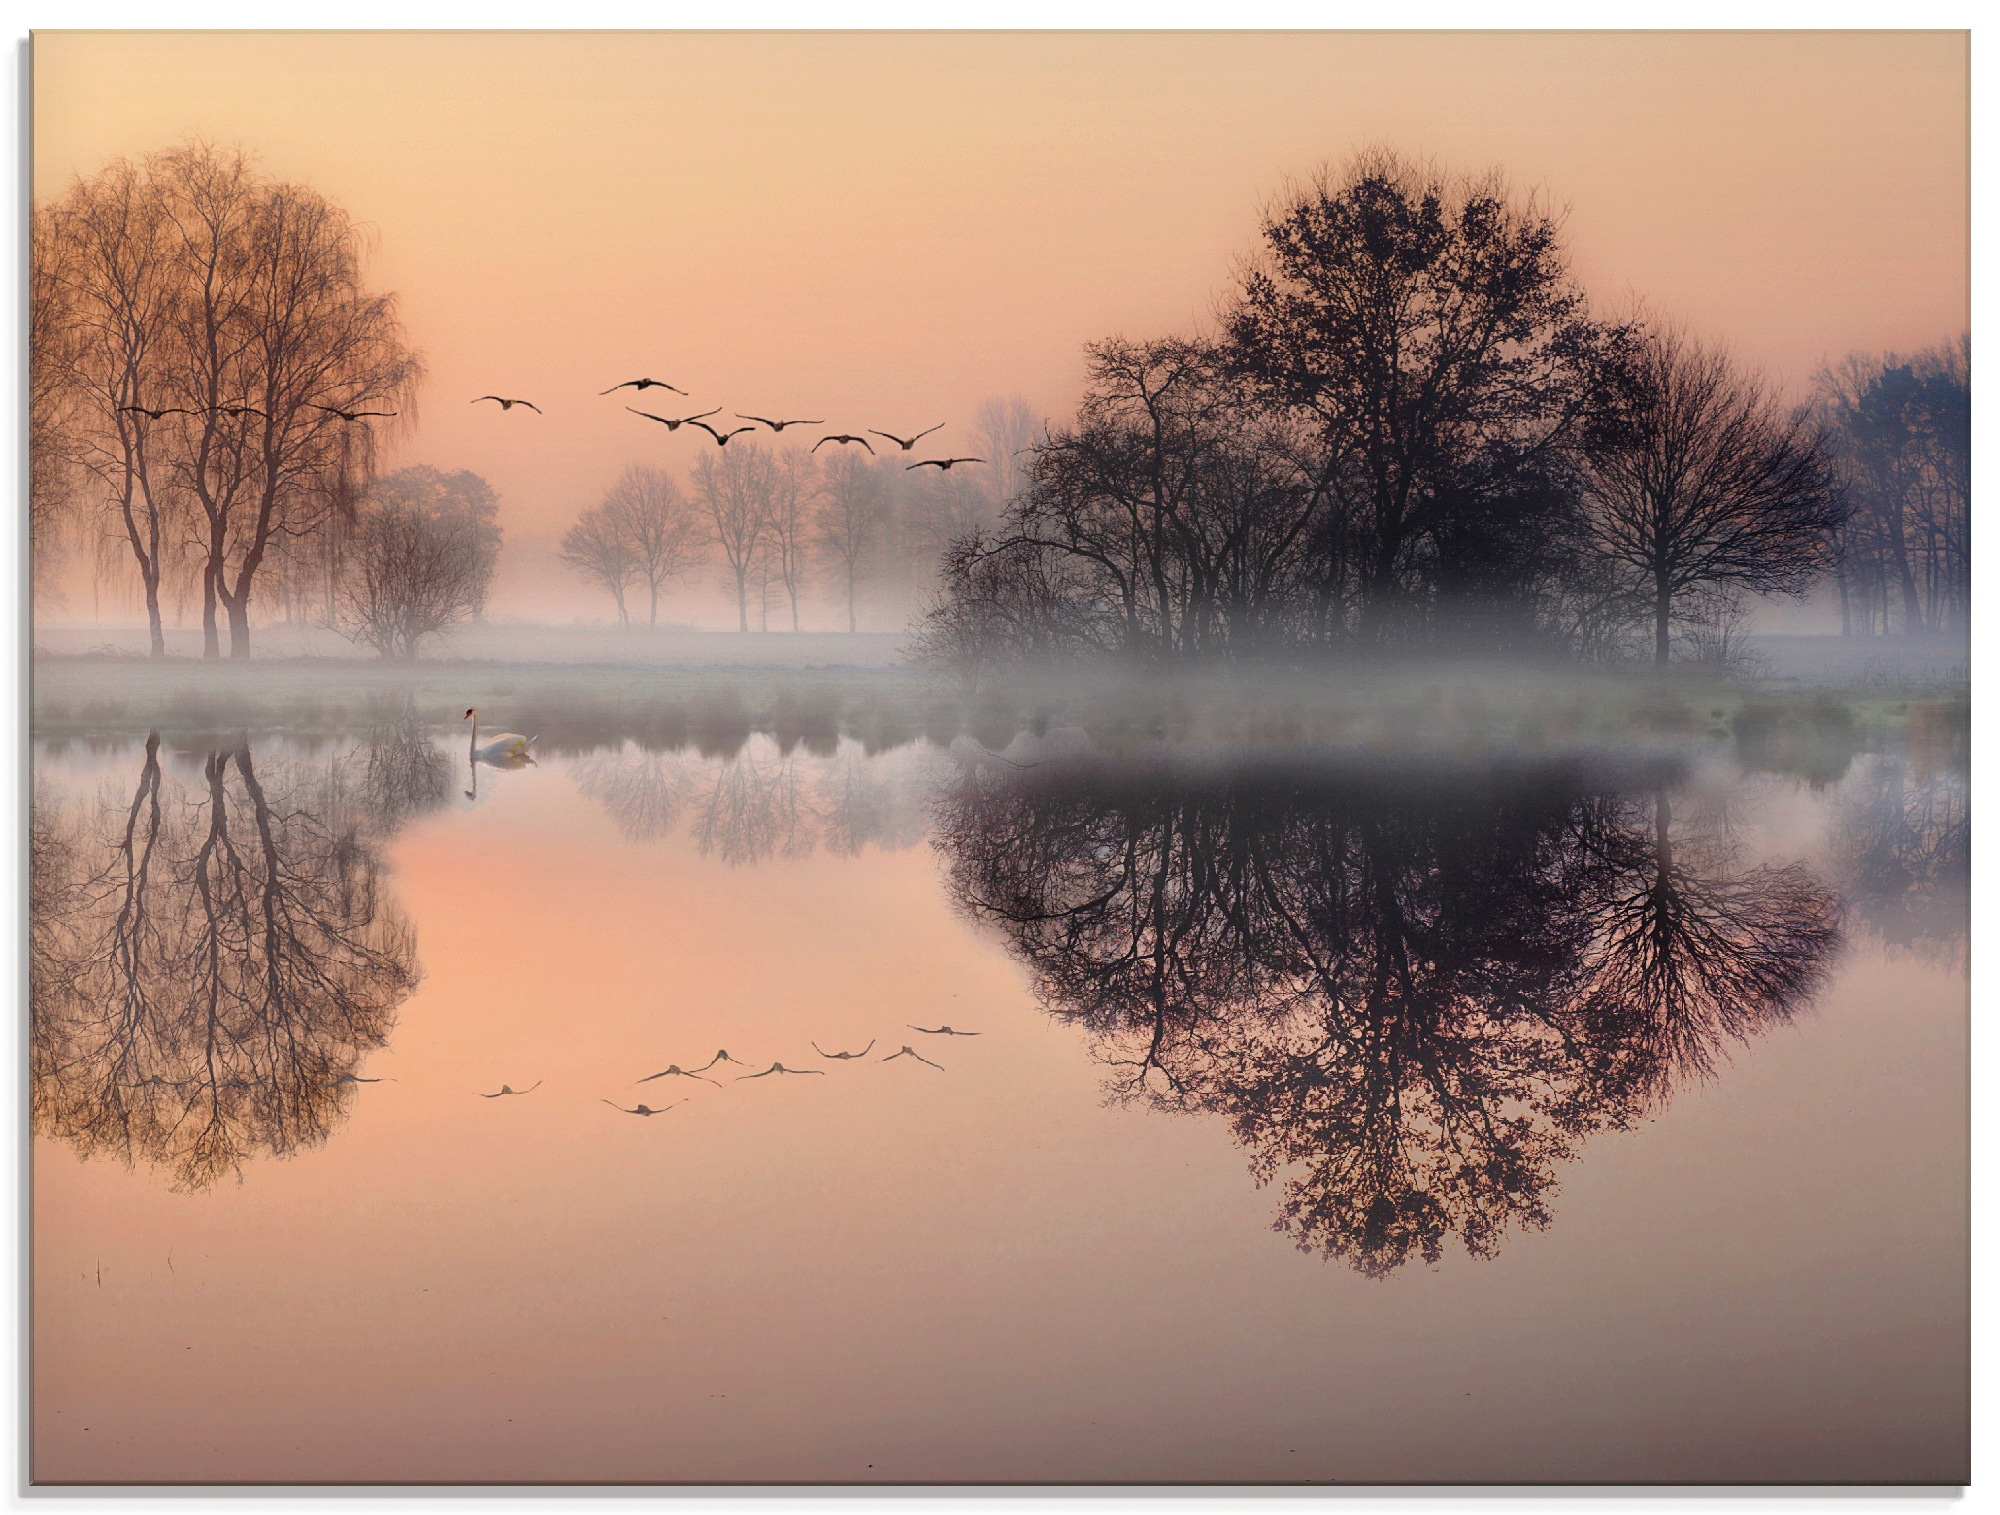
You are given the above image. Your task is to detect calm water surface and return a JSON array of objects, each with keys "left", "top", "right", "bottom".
[{"left": 31, "top": 718, "right": 1968, "bottom": 1483}]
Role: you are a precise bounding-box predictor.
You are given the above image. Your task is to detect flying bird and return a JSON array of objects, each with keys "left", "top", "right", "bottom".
[
  {"left": 332, "top": 1074, "right": 387, "bottom": 1084},
  {"left": 602, "top": 1099, "right": 683, "bottom": 1117},
  {"left": 734, "top": 1062, "right": 826, "bottom": 1081},
  {"left": 910, "top": 1025, "right": 981, "bottom": 1036},
  {"left": 689, "top": 1050, "right": 750, "bottom": 1074},
  {"left": 907, "top": 458, "right": 985, "bottom": 472},
  {"left": 869, "top": 424, "right": 944, "bottom": 451},
  {"left": 636, "top": 1064, "right": 720, "bottom": 1087},
  {"left": 474, "top": 396, "right": 542, "bottom": 413},
  {"left": 478, "top": 1082, "right": 543, "bottom": 1098},
  {"left": 882, "top": 1046, "right": 944, "bottom": 1070},
  {"left": 812, "top": 434, "right": 875, "bottom": 454},
  {"left": 601, "top": 378, "right": 688, "bottom": 396},
  {"left": 117, "top": 405, "right": 194, "bottom": 420},
  {"left": 627, "top": 406, "right": 720, "bottom": 431},
  {"left": 736, "top": 414, "right": 823, "bottom": 433},
  {"left": 210, "top": 404, "right": 266, "bottom": 419},
  {"left": 688, "top": 420, "right": 756, "bottom": 446},
  {"left": 811, "top": 1040, "right": 876, "bottom": 1060},
  {"left": 313, "top": 404, "right": 398, "bottom": 421}
]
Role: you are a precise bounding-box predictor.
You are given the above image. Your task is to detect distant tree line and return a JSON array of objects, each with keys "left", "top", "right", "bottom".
[
  {"left": 1811, "top": 339, "right": 1969, "bottom": 637},
  {"left": 557, "top": 397, "right": 1042, "bottom": 632},
  {"left": 914, "top": 151, "right": 1959, "bottom": 675}
]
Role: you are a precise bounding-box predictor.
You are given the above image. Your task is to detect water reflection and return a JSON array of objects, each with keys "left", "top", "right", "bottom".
[
  {"left": 31, "top": 731, "right": 422, "bottom": 1191},
  {"left": 573, "top": 735, "right": 933, "bottom": 861},
  {"left": 1830, "top": 752, "right": 1968, "bottom": 963},
  {"left": 934, "top": 753, "right": 1843, "bottom": 1276}
]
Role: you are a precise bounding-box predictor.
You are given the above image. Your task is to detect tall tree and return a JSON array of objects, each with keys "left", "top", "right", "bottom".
[
  {"left": 601, "top": 464, "right": 704, "bottom": 627},
  {"left": 337, "top": 468, "right": 502, "bottom": 660},
  {"left": 34, "top": 161, "right": 184, "bottom": 655},
  {"left": 560, "top": 497, "right": 639, "bottom": 625},
  {"left": 763, "top": 449, "right": 817, "bottom": 631},
  {"left": 1225, "top": 149, "right": 1611, "bottom": 647},
  {"left": 1583, "top": 324, "right": 1837, "bottom": 664},
  {"left": 815, "top": 451, "right": 887, "bottom": 632},
  {"left": 151, "top": 143, "right": 422, "bottom": 658},
  {"left": 692, "top": 443, "right": 777, "bottom": 632}
]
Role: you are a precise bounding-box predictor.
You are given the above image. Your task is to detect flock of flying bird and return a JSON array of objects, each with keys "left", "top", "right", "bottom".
[
  {"left": 468, "top": 1024, "right": 985, "bottom": 1114},
  {"left": 119, "top": 376, "right": 989, "bottom": 472},
  {"left": 475, "top": 376, "right": 988, "bottom": 471}
]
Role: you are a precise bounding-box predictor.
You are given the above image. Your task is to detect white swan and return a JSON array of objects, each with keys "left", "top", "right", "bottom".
[{"left": 464, "top": 707, "right": 538, "bottom": 765}]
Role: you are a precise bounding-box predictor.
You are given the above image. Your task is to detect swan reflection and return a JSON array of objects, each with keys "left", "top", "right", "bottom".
[{"left": 935, "top": 752, "right": 1844, "bottom": 1276}]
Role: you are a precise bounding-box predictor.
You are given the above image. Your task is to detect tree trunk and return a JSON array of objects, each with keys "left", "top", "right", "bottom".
[
  {"left": 1653, "top": 574, "right": 1673, "bottom": 667},
  {"left": 201, "top": 563, "right": 221, "bottom": 659},
  {"left": 735, "top": 571, "right": 749, "bottom": 632},
  {"left": 144, "top": 576, "right": 166, "bottom": 659},
  {"left": 648, "top": 579, "right": 658, "bottom": 627},
  {"left": 847, "top": 564, "right": 857, "bottom": 634},
  {"left": 226, "top": 596, "right": 252, "bottom": 659}
]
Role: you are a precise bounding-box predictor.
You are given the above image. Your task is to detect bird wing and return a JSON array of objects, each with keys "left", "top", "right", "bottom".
[
  {"left": 738, "top": 414, "right": 777, "bottom": 427},
  {"left": 906, "top": 460, "right": 941, "bottom": 470},
  {"left": 868, "top": 431, "right": 911, "bottom": 447},
  {"left": 473, "top": 396, "right": 505, "bottom": 404},
  {"left": 912, "top": 423, "right": 945, "bottom": 442},
  {"left": 627, "top": 408, "right": 672, "bottom": 425},
  {"left": 860, "top": 1040, "right": 876, "bottom": 1056},
  {"left": 521, "top": 401, "right": 543, "bottom": 413},
  {"left": 910, "top": 1025, "right": 944, "bottom": 1033},
  {"left": 688, "top": 421, "right": 723, "bottom": 440}
]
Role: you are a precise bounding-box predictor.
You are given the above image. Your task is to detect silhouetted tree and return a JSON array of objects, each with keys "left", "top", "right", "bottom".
[
  {"left": 764, "top": 449, "right": 817, "bottom": 631},
  {"left": 561, "top": 495, "right": 640, "bottom": 625},
  {"left": 1583, "top": 324, "right": 1838, "bottom": 664},
  {"left": 600, "top": 463, "right": 704, "bottom": 626},
  {"left": 1225, "top": 149, "right": 1613, "bottom": 648}
]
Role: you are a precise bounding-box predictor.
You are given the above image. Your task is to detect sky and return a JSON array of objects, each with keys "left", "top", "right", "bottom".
[{"left": 33, "top": 29, "right": 1969, "bottom": 621}]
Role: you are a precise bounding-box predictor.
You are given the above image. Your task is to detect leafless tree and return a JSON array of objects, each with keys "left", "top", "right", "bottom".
[
  {"left": 561, "top": 498, "right": 639, "bottom": 625},
  {"left": 973, "top": 393, "right": 1043, "bottom": 510},
  {"left": 337, "top": 475, "right": 498, "bottom": 660},
  {"left": 1583, "top": 324, "right": 1838, "bottom": 665},
  {"left": 601, "top": 464, "right": 704, "bottom": 626},
  {"left": 692, "top": 443, "right": 777, "bottom": 632},
  {"left": 147, "top": 143, "right": 422, "bottom": 658},
  {"left": 815, "top": 451, "right": 887, "bottom": 632},
  {"left": 33, "top": 161, "right": 184, "bottom": 654},
  {"left": 764, "top": 449, "right": 817, "bottom": 631}
]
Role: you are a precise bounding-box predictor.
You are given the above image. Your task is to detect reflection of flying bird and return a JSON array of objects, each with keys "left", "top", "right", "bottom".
[
  {"left": 812, "top": 1040, "right": 875, "bottom": 1060},
  {"left": 333, "top": 1074, "right": 388, "bottom": 1084},
  {"left": 910, "top": 1024, "right": 981, "bottom": 1036},
  {"left": 736, "top": 414, "right": 823, "bottom": 432},
  {"left": 479, "top": 1082, "right": 542, "bottom": 1098},
  {"left": 689, "top": 1050, "right": 750, "bottom": 1074},
  {"left": 601, "top": 377, "right": 688, "bottom": 395},
  {"left": 117, "top": 405, "right": 194, "bottom": 420},
  {"left": 907, "top": 458, "right": 985, "bottom": 472},
  {"left": 688, "top": 420, "right": 756, "bottom": 446},
  {"left": 627, "top": 406, "right": 719, "bottom": 431},
  {"left": 602, "top": 1099, "right": 683, "bottom": 1116},
  {"left": 473, "top": 396, "right": 542, "bottom": 412},
  {"left": 734, "top": 1062, "right": 826, "bottom": 1081},
  {"left": 812, "top": 434, "right": 875, "bottom": 454},
  {"left": 637, "top": 1064, "right": 720, "bottom": 1087},
  {"left": 869, "top": 424, "right": 944, "bottom": 451},
  {"left": 464, "top": 708, "right": 537, "bottom": 764},
  {"left": 882, "top": 1046, "right": 944, "bottom": 1070},
  {"left": 313, "top": 404, "right": 397, "bottom": 421}
]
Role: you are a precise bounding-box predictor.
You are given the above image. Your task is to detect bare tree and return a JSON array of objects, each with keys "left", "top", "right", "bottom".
[
  {"left": 150, "top": 144, "right": 422, "bottom": 658},
  {"left": 815, "top": 451, "right": 887, "bottom": 632},
  {"left": 692, "top": 444, "right": 777, "bottom": 632},
  {"left": 337, "top": 474, "right": 499, "bottom": 660},
  {"left": 561, "top": 498, "right": 639, "bottom": 625},
  {"left": 602, "top": 464, "right": 704, "bottom": 626},
  {"left": 973, "top": 394, "right": 1043, "bottom": 510},
  {"left": 34, "top": 161, "right": 184, "bottom": 654},
  {"left": 1583, "top": 324, "right": 1838, "bottom": 665},
  {"left": 764, "top": 449, "right": 817, "bottom": 631}
]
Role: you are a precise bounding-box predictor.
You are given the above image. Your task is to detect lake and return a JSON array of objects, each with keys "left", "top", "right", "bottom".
[{"left": 29, "top": 708, "right": 1968, "bottom": 1484}]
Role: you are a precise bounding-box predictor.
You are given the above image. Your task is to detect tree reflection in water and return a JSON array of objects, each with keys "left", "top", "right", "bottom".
[
  {"left": 32, "top": 730, "right": 424, "bottom": 1192},
  {"left": 935, "top": 753, "right": 1842, "bottom": 1276},
  {"left": 1830, "top": 752, "right": 1968, "bottom": 963}
]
